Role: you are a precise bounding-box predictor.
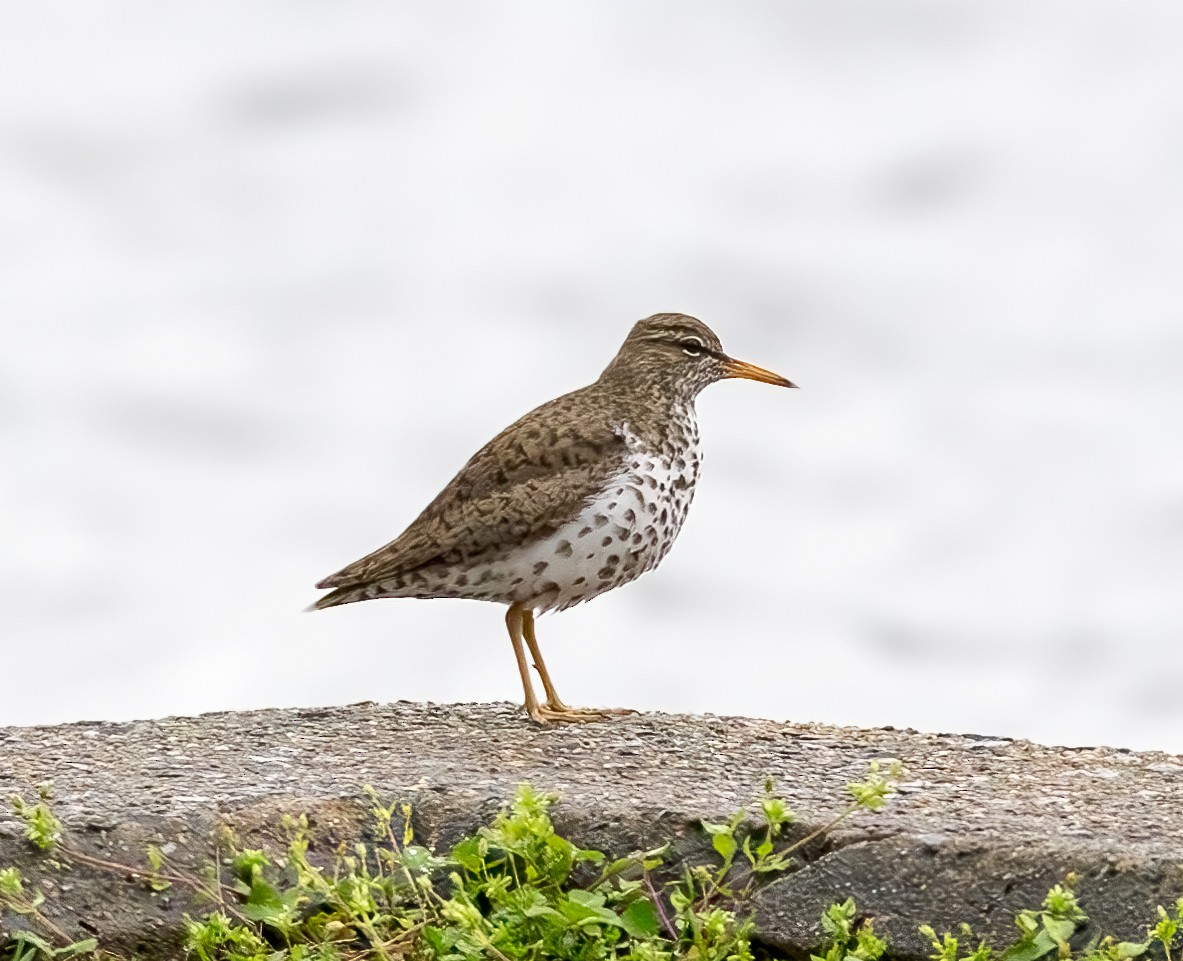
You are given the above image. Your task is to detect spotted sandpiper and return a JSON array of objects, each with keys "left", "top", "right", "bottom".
[{"left": 311, "top": 313, "right": 795, "bottom": 723}]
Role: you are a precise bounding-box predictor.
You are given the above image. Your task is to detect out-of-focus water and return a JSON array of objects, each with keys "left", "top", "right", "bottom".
[{"left": 2, "top": 3, "right": 1181, "bottom": 750}]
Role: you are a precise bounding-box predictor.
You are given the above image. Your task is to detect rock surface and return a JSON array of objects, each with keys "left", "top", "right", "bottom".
[{"left": 1, "top": 701, "right": 1181, "bottom": 958}]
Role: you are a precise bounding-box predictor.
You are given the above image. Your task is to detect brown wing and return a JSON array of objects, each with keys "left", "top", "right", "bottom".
[{"left": 315, "top": 386, "right": 627, "bottom": 591}]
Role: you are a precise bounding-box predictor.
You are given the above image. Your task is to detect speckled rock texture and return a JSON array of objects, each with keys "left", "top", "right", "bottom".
[{"left": 1, "top": 701, "right": 1181, "bottom": 959}]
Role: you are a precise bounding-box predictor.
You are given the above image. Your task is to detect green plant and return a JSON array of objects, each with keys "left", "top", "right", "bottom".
[
  {"left": 9, "top": 787, "right": 62, "bottom": 854},
  {"left": 917, "top": 879, "right": 1183, "bottom": 961},
  {"left": 3, "top": 768, "right": 900, "bottom": 960},
  {"left": 5, "top": 764, "right": 1180, "bottom": 961},
  {"left": 919, "top": 921, "right": 993, "bottom": 961},
  {"left": 688, "top": 762, "right": 904, "bottom": 918},
  {"left": 811, "top": 898, "right": 887, "bottom": 961},
  {"left": 0, "top": 866, "right": 96, "bottom": 960}
]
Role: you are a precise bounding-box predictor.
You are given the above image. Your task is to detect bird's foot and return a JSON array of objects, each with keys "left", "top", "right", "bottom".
[{"left": 527, "top": 702, "right": 637, "bottom": 724}]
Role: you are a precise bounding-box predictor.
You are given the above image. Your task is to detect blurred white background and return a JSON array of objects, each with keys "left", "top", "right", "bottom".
[{"left": 2, "top": 2, "right": 1182, "bottom": 750}]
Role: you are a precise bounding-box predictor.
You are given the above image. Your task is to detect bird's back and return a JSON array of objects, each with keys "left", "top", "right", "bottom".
[{"left": 313, "top": 381, "right": 633, "bottom": 603}]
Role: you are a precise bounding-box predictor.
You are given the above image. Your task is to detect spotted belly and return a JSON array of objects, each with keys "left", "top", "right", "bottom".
[
  {"left": 355, "top": 428, "right": 701, "bottom": 611},
  {"left": 478, "top": 439, "right": 700, "bottom": 612},
  {"left": 425, "top": 437, "right": 690, "bottom": 615}
]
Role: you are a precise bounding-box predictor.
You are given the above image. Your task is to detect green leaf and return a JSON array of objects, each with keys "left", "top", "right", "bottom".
[
  {"left": 241, "top": 901, "right": 287, "bottom": 923},
  {"left": 711, "top": 831, "right": 737, "bottom": 862},
  {"left": 1001, "top": 929, "right": 1058, "bottom": 961},
  {"left": 233, "top": 848, "right": 270, "bottom": 877},
  {"left": 598, "top": 855, "right": 639, "bottom": 881},
  {"left": 0, "top": 866, "right": 23, "bottom": 897},
  {"left": 146, "top": 844, "right": 164, "bottom": 872},
  {"left": 620, "top": 898, "right": 660, "bottom": 939},
  {"left": 401, "top": 844, "right": 434, "bottom": 874},
  {"left": 560, "top": 889, "right": 623, "bottom": 928},
  {"left": 240, "top": 873, "right": 292, "bottom": 925},
  {"left": 451, "top": 836, "right": 485, "bottom": 873},
  {"left": 1114, "top": 942, "right": 1149, "bottom": 959},
  {"left": 1043, "top": 916, "right": 1078, "bottom": 945},
  {"left": 566, "top": 888, "right": 607, "bottom": 908},
  {"left": 521, "top": 902, "right": 564, "bottom": 921},
  {"left": 760, "top": 795, "right": 794, "bottom": 828}
]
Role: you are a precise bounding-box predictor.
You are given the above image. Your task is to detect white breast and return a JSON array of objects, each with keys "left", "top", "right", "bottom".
[{"left": 498, "top": 422, "right": 701, "bottom": 612}]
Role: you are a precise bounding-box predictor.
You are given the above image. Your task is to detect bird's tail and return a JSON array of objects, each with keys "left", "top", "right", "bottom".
[{"left": 304, "top": 585, "right": 371, "bottom": 612}]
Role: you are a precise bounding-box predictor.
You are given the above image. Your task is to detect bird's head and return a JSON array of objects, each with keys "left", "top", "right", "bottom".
[{"left": 601, "top": 312, "right": 796, "bottom": 400}]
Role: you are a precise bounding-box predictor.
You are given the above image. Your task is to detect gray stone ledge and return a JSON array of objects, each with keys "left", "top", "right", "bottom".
[{"left": 1, "top": 701, "right": 1181, "bottom": 958}]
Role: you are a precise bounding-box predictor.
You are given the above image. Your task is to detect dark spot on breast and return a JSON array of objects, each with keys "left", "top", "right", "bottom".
[
  {"left": 660, "top": 508, "right": 668, "bottom": 524},
  {"left": 632, "top": 533, "right": 643, "bottom": 545},
  {"left": 613, "top": 525, "right": 629, "bottom": 539},
  {"left": 601, "top": 535, "right": 613, "bottom": 547},
  {"left": 533, "top": 561, "right": 548, "bottom": 575},
  {"left": 644, "top": 525, "right": 657, "bottom": 539},
  {"left": 510, "top": 576, "right": 524, "bottom": 586},
  {"left": 573, "top": 576, "right": 586, "bottom": 585},
  {"left": 455, "top": 573, "right": 469, "bottom": 587},
  {"left": 555, "top": 539, "right": 573, "bottom": 557},
  {"left": 646, "top": 503, "right": 658, "bottom": 515},
  {"left": 607, "top": 555, "right": 620, "bottom": 565},
  {"left": 607, "top": 501, "right": 617, "bottom": 511},
  {"left": 623, "top": 508, "right": 636, "bottom": 523},
  {"left": 673, "top": 475, "right": 688, "bottom": 490},
  {"left": 597, "top": 565, "right": 616, "bottom": 579},
  {"left": 594, "top": 514, "right": 609, "bottom": 528},
  {"left": 578, "top": 526, "right": 592, "bottom": 538}
]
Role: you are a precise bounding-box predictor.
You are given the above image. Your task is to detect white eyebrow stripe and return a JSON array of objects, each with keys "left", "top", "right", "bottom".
[{"left": 639, "top": 331, "right": 722, "bottom": 355}]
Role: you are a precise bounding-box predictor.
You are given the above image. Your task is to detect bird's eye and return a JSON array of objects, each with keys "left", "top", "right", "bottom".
[{"left": 680, "top": 338, "right": 705, "bottom": 357}]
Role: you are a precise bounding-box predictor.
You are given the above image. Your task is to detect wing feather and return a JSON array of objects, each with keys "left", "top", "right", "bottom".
[{"left": 315, "top": 388, "right": 626, "bottom": 591}]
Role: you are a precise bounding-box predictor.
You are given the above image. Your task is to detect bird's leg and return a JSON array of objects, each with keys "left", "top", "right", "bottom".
[
  {"left": 521, "top": 609, "right": 637, "bottom": 721},
  {"left": 506, "top": 604, "right": 546, "bottom": 724},
  {"left": 521, "top": 609, "right": 571, "bottom": 710}
]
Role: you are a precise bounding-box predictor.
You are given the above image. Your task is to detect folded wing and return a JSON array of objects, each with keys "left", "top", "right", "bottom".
[{"left": 315, "top": 390, "right": 627, "bottom": 593}]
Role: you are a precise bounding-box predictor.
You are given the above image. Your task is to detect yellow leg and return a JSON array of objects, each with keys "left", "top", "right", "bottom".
[
  {"left": 521, "top": 609, "right": 570, "bottom": 710},
  {"left": 519, "top": 608, "right": 637, "bottom": 722},
  {"left": 506, "top": 604, "right": 545, "bottom": 723}
]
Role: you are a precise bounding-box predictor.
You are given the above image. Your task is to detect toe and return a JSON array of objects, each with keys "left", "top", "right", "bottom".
[{"left": 533, "top": 704, "right": 634, "bottom": 723}]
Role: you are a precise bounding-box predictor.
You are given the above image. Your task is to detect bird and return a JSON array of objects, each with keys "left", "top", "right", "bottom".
[{"left": 310, "top": 313, "right": 795, "bottom": 723}]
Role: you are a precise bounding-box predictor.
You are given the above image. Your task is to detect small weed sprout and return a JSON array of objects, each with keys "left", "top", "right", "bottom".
[
  {"left": 1001, "top": 876, "right": 1089, "bottom": 961},
  {"left": 812, "top": 898, "right": 887, "bottom": 961},
  {"left": 920, "top": 922, "right": 994, "bottom": 961},
  {"left": 1148, "top": 899, "right": 1183, "bottom": 961},
  {"left": 9, "top": 786, "right": 62, "bottom": 854}
]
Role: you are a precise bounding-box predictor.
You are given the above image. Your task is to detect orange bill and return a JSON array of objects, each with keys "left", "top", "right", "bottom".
[{"left": 722, "top": 357, "right": 797, "bottom": 388}]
